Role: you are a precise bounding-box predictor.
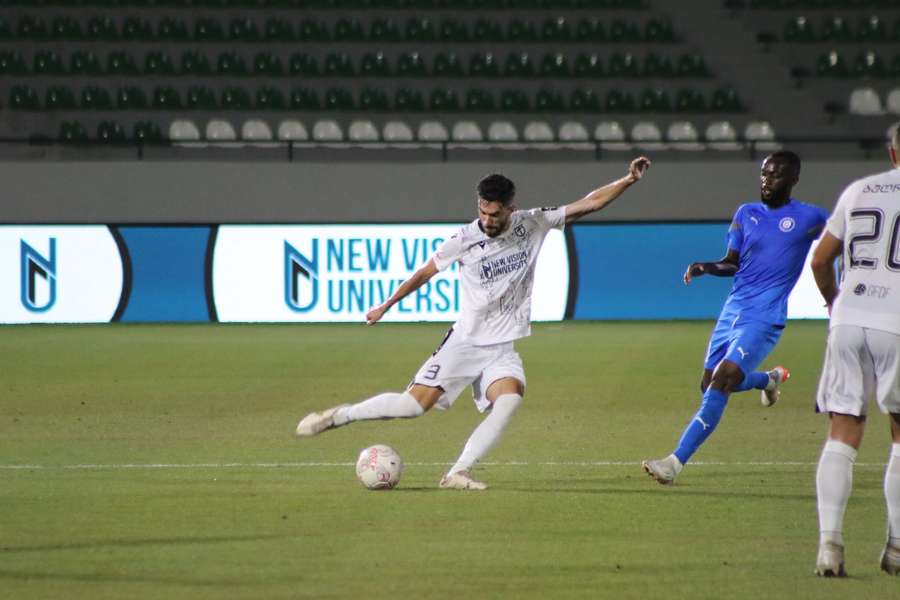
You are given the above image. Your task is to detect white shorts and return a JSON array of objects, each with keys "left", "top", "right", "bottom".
[
  {"left": 816, "top": 325, "right": 900, "bottom": 416},
  {"left": 411, "top": 327, "right": 526, "bottom": 413}
]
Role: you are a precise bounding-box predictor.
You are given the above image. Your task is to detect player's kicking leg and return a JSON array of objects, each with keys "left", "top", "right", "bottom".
[{"left": 295, "top": 385, "right": 438, "bottom": 436}]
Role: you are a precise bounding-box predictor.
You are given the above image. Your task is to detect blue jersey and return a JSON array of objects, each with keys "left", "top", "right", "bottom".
[{"left": 720, "top": 199, "right": 828, "bottom": 326}]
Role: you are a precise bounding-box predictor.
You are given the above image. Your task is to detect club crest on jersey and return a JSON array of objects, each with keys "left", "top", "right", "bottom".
[
  {"left": 514, "top": 224, "right": 527, "bottom": 237},
  {"left": 778, "top": 217, "right": 795, "bottom": 232}
]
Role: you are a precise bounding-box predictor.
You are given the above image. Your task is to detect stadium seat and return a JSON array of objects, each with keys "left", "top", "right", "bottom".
[
  {"left": 576, "top": 18, "right": 605, "bottom": 42},
  {"left": 418, "top": 120, "right": 449, "bottom": 142},
  {"left": 857, "top": 15, "right": 887, "bottom": 43},
  {"left": 153, "top": 86, "right": 182, "bottom": 110},
  {"left": 705, "top": 121, "right": 742, "bottom": 150},
  {"left": 501, "top": 89, "right": 530, "bottom": 112},
  {"left": 433, "top": 52, "right": 463, "bottom": 77},
  {"left": 348, "top": 120, "right": 380, "bottom": 142},
  {"left": 610, "top": 19, "right": 641, "bottom": 43},
  {"left": 542, "top": 17, "right": 572, "bottom": 42},
  {"left": 17, "top": 16, "right": 48, "bottom": 40},
  {"left": 849, "top": 87, "right": 884, "bottom": 115},
  {"left": 822, "top": 16, "right": 852, "bottom": 43},
  {"left": 523, "top": 121, "right": 555, "bottom": 142},
  {"left": 370, "top": 18, "right": 401, "bottom": 42},
  {"left": 469, "top": 53, "right": 499, "bottom": 78},
  {"left": 676, "top": 54, "right": 709, "bottom": 78},
  {"left": 487, "top": 121, "right": 519, "bottom": 142},
  {"left": 145, "top": 52, "right": 175, "bottom": 75},
  {"left": 289, "top": 54, "right": 319, "bottom": 77},
  {"left": 253, "top": 52, "right": 283, "bottom": 77},
  {"left": 86, "top": 16, "right": 116, "bottom": 41},
  {"left": 180, "top": 51, "right": 211, "bottom": 76},
  {"left": 122, "top": 17, "right": 153, "bottom": 41},
  {"left": 465, "top": 89, "right": 495, "bottom": 111},
  {"left": 558, "top": 121, "right": 590, "bottom": 142},
  {"left": 397, "top": 52, "right": 427, "bottom": 77},
  {"left": 361, "top": 52, "right": 390, "bottom": 77},
  {"left": 221, "top": 87, "right": 251, "bottom": 110},
  {"left": 640, "top": 88, "right": 673, "bottom": 112},
  {"left": 472, "top": 19, "right": 502, "bottom": 42},
  {"left": 853, "top": 51, "right": 886, "bottom": 79},
  {"left": 51, "top": 16, "right": 81, "bottom": 40},
  {"left": 783, "top": 16, "right": 815, "bottom": 43},
  {"left": 313, "top": 120, "right": 344, "bottom": 142},
  {"left": 334, "top": 18, "right": 364, "bottom": 42},
  {"left": 744, "top": 121, "right": 781, "bottom": 151},
  {"left": 286, "top": 88, "right": 319, "bottom": 112},
  {"left": 667, "top": 121, "right": 704, "bottom": 151},
  {"left": 505, "top": 52, "right": 534, "bottom": 78},
  {"left": 508, "top": 19, "right": 538, "bottom": 41},
  {"left": 187, "top": 86, "right": 217, "bottom": 110},
  {"left": 242, "top": 120, "right": 274, "bottom": 142},
  {"left": 81, "top": 86, "right": 113, "bottom": 110},
  {"left": 609, "top": 53, "right": 639, "bottom": 77},
  {"left": 711, "top": 87, "right": 743, "bottom": 112},
  {"left": 59, "top": 121, "right": 87, "bottom": 142},
  {"left": 256, "top": 87, "right": 285, "bottom": 110},
  {"left": 570, "top": 89, "right": 601, "bottom": 112},
  {"left": 277, "top": 120, "right": 309, "bottom": 141},
  {"left": 645, "top": 18, "right": 675, "bottom": 43},
  {"left": 206, "top": 120, "right": 238, "bottom": 143},
  {"left": 230, "top": 17, "right": 260, "bottom": 42},
  {"left": 34, "top": 50, "right": 64, "bottom": 75},
  {"left": 0, "top": 50, "right": 27, "bottom": 75},
  {"left": 816, "top": 51, "right": 848, "bottom": 78},
  {"left": 675, "top": 88, "right": 707, "bottom": 112},
  {"left": 195, "top": 18, "right": 225, "bottom": 41},
  {"left": 324, "top": 53, "right": 354, "bottom": 77},
  {"left": 631, "top": 122, "right": 667, "bottom": 150},
  {"left": 324, "top": 87, "right": 354, "bottom": 111},
  {"left": 406, "top": 17, "right": 436, "bottom": 42},
  {"left": 218, "top": 53, "right": 248, "bottom": 76},
  {"left": 535, "top": 89, "right": 564, "bottom": 112},
  {"left": 594, "top": 121, "right": 631, "bottom": 150},
  {"left": 644, "top": 53, "right": 675, "bottom": 78},
  {"left": 298, "top": 19, "right": 329, "bottom": 42},
  {"left": 158, "top": 17, "right": 188, "bottom": 41},
  {"left": 606, "top": 90, "right": 636, "bottom": 112},
  {"left": 97, "top": 121, "right": 127, "bottom": 143},
  {"left": 359, "top": 87, "right": 389, "bottom": 111},
  {"left": 451, "top": 121, "right": 484, "bottom": 142},
  {"left": 117, "top": 86, "right": 149, "bottom": 110},
  {"left": 395, "top": 88, "right": 425, "bottom": 112},
  {"left": 540, "top": 53, "right": 569, "bottom": 78},
  {"left": 265, "top": 17, "right": 294, "bottom": 42},
  {"left": 45, "top": 86, "right": 76, "bottom": 110},
  {"left": 133, "top": 121, "right": 163, "bottom": 143},
  {"left": 440, "top": 18, "right": 469, "bottom": 42},
  {"left": 168, "top": 119, "right": 201, "bottom": 142},
  {"left": 383, "top": 121, "right": 414, "bottom": 142},
  {"left": 574, "top": 53, "right": 604, "bottom": 78},
  {"left": 886, "top": 89, "right": 900, "bottom": 115}
]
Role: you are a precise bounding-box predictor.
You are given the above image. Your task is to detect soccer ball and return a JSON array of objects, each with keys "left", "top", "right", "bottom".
[{"left": 355, "top": 445, "right": 403, "bottom": 490}]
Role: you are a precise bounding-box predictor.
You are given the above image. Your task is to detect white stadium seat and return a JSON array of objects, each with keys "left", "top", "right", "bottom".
[
  {"left": 705, "top": 121, "right": 742, "bottom": 151},
  {"left": 348, "top": 120, "right": 380, "bottom": 143},
  {"left": 744, "top": 121, "right": 781, "bottom": 152},
  {"left": 666, "top": 121, "right": 703, "bottom": 151},
  {"left": 451, "top": 121, "right": 484, "bottom": 142},
  {"left": 594, "top": 121, "right": 631, "bottom": 150},
  {"left": 312, "top": 119, "right": 343, "bottom": 142},
  {"left": 417, "top": 120, "right": 449, "bottom": 142},
  {"left": 205, "top": 119, "right": 238, "bottom": 146},
  {"left": 886, "top": 89, "right": 900, "bottom": 115},
  {"left": 848, "top": 87, "right": 884, "bottom": 116},
  {"left": 382, "top": 121, "right": 414, "bottom": 142},
  {"left": 558, "top": 121, "right": 589, "bottom": 142},
  {"left": 631, "top": 121, "right": 667, "bottom": 151},
  {"left": 487, "top": 121, "right": 519, "bottom": 142},
  {"left": 241, "top": 119, "right": 273, "bottom": 143},
  {"left": 277, "top": 120, "right": 309, "bottom": 141},
  {"left": 523, "top": 121, "right": 554, "bottom": 142},
  {"left": 168, "top": 119, "right": 201, "bottom": 144}
]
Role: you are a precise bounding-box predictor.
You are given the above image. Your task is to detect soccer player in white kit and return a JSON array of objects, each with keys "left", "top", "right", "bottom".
[
  {"left": 811, "top": 122, "right": 900, "bottom": 577},
  {"left": 296, "top": 156, "right": 651, "bottom": 490}
]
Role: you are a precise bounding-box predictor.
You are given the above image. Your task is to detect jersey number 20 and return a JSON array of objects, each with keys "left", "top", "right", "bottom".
[{"left": 848, "top": 209, "right": 900, "bottom": 271}]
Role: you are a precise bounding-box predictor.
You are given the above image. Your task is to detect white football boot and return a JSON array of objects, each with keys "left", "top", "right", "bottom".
[
  {"left": 295, "top": 404, "right": 349, "bottom": 437},
  {"left": 815, "top": 542, "right": 847, "bottom": 577},
  {"left": 761, "top": 365, "right": 790, "bottom": 407},
  {"left": 439, "top": 470, "right": 488, "bottom": 491},
  {"left": 641, "top": 455, "right": 683, "bottom": 485},
  {"left": 880, "top": 543, "right": 900, "bottom": 575}
]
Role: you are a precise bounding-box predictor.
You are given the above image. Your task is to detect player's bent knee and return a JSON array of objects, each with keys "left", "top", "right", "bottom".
[
  {"left": 486, "top": 377, "right": 525, "bottom": 403},
  {"left": 711, "top": 361, "right": 744, "bottom": 392},
  {"left": 407, "top": 384, "right": 443, "bottom": 411}
]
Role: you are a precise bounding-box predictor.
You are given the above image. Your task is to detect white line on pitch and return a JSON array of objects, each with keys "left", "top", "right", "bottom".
[{"left": 0, "top": 461, "right": 888, "bottom": 470}]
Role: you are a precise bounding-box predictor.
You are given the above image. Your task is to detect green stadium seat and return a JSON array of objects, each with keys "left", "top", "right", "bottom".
[
  {"left": 221, "top": 87, "right": 251, "bottom": 110},
  {"left": 605, "top": 89, "right": 635, "bottom": 112},
  {"left": 639, "top": 88, "right": 672, "bottom": 112},
  {"left": 361, "top": 52, "right": 390, "bottom": 76},
  {"left": 853, "top": 50, "right": 886, "bottom": 78},
  {"left": 397, "top": 52, "right": 427, "bottom": 77},
  {"left": 440, "top": 18, "right": 470, "bottom": 41},
  {"left": 608, "top": 53, "right": 639, "bottom": 77},
  {"left": 676, "top": 54, "right": 709, "bottom": 77},
  {"left": 59, "top": 121, "right": 88, "bottom": 142},
  {"left": 783, "top": 16, "right": 816, "bottom": 42},
  {"left": 45, "top": 86, "right": 76, "bottom": 110},
  {"left": 17, "top": 16, "right": 48, "bottom": 40},
  {"left": 573, "top": 53, "right": 603, "bottom": 77},
  {"left": 153, "top": 86, "right": 182, "bottom": 109},
  {"left": 289, "top": 53, "right": 319, "bottom": 76},
  {"left": 821, "top": 16, "right": 852, "bottom": 42},
  {"left": 535, "top": 88, "right": 565, "bottom": 112},
  {"left": 70, "top": 50, "right": 102, "bottom": 75},
  {"left": 80, "top": 86, "right": 113, "bottom": 110},
  {"left": 324, "top": 53, "right": 354, "bottom": 77},
  {"left": 645, "top": 18, "right": 675, "bottom": 42},
  {"left": 108, "top": 51, "right": 139, "bottom": 75},
  {"left": 324, "top": 87, "right": 354, "bottom": 110},
  {"left": 430, "top": 88, "right": 460, "bottom": 111},
  {"left": 33, "top": 50, "right": 64, "bottom": 75},
  {"left": 253, "top": 52, "right": 283, "bottom": 76},
  {"left": 507, "top": 19, "right": 537, "bottom": 41},
  {"left": 298, "top": 19, "right": 329, "bottom": 42},
  {"left": 539, "top": 53, "right": 569, "bottom": 77},
  {"left": 97, "top": 121, "right": 127, "bottom": 143},
  {"left": 0, "top": 18, "right": 10, "bottom": 40},
  {"left": 180, "top": 51, "right": 211, "bottom": 76},
  {"left": 145, "top": 52, "right": 176, "bottom": 75},
  {"left": 505, "top": 52, "right": 534, "bottom": 77},
  {"left": 217, "top": 52, "right": 248, "bottom": 76},
  {"left": 0, "top": 50, "right": 27, "bottom": 75},
  {"left": 433, "top": 52, "right": 463, "bottom": 77},
  {"left": 816, "top": 50, "right": 849, "bottom": 77},
  {"left": 891, "top": 54, "right": 900, "bottom": 77},
  {"left": 86, "top": 16, "right": 117, "bottom": 41},
  {"left": 395, "top": 87, "right": 425, "bottom": 111},
  {"left": 893, "top": 18, "right": 900, "bottom": 41},
  {"left": 472, "top": 19, "right": 503, "bottom": 41},
  {"left": 290, "top": 87, "right": 321, "bottom": 110},
  {"left": 186, "top": 86, "right": 217, "bottom": 109},
  {"left": 541, "top": 17, "right": 571, "bottom": 41},
  {"left": 609, "top": 19, "right": 640, "bottom": 42},
  {"left": 133, "top": 121, "right": 163, "bottom": 143},
  {"left": 406, "top": 17, "right": 436, "bottom": 41},
  {"left": 500, "top": 89, "right": 529, "bottom": 111},
  {"left": 51, "top": 16, "right": 82, "bottom": 40},
  {"left": 675, "top": 88, "right": 706, "bottom": 112},
  {"left": 469, "top": 53, "right": 499, "bottom": 77},
  {"left": 117, "top": 86, "right": 148, "bottom": 110},
  {"left": 370, "top": 18, "right": 401, "bottom": 42},
  {"left": 359, "top": 87, "right": 389, "bottom": 111},
  {"left": 122, "top": 17, "right": 153, "bottom": 41},
  {"left": 334, "top": 18, "right": 364, "bottom": 41},
  {"left": 10, "top": 85, "right": 39, "bottom": 110},
  {"left": 857, "top": 15, "right": 887, "bottom": 42},
  {"left": 465, "top": 88, "right": 495, "bottom": 111},
  {"left": 158, "top": 17, "right": 189, "bottom": 41},
  {"left": 575, "top": 19, "right": 605, "bottom": 42},
  {"left": 264, "top": 17, "right": 294, "bottom": 41},
  {"left": 569, "top": 88, "right": 601, "bottom": 112},
  {"left": 195, "top": 18, "right": 225, "bottom": 41},
  {"left": 711, "top": 86, "right": 742, "bottom": 111},
  {"left": 230, "top": 17, "right": 260, "bottom": 41},
  {"left": 643, "top": 52, "right": 674, "bottom": 77},
  {"left": 256, "top": 86, "right": 286, "bottom": 110}
]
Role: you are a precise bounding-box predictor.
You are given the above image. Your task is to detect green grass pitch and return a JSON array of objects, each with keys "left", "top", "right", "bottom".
[{"left": 1, "top": 322, "right": 897, "bottom": 599}]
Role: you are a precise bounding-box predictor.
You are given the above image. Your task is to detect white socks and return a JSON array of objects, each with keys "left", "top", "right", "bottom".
[
  {"left": 447, "top": 393, "right": 523, "bottom": 475},
  {"left": 816, "top": 439, "right": 858, "bottom": 546},
  {"left": 885, "top": 443, "right": 900, "bottom": 547},
  {"left": 333, "top": 391, "right": 424, "bottom": 426}
]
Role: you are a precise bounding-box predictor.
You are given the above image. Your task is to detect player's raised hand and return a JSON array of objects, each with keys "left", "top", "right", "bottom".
[
  {"left": 365, "top": 304, "right": 388, "bottom": 326},
  {"left": 628, "top": 156, "right": 651, "bottom": 182},
  {"left": 683, "top": 262, "right": 704, "bottom": 285}
]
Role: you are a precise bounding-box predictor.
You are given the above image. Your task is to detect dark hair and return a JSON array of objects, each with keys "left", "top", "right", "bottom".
[
  {"left": 767, "top": 150, "right": 801, "bottom": 175},
  {"left": 892, "top": 122, "right": 900, "bottom": 151},
  {"left": 477, "top": 173, "right": 516, "bottom": 206}
]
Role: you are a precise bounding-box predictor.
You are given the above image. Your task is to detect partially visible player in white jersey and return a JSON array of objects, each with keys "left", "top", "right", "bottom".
[
  {"left": 810, "top": 122, "right": 900, "bottom": 577},
  {"left": 296, "top": 156, "right": 651, "bottom": 490}
]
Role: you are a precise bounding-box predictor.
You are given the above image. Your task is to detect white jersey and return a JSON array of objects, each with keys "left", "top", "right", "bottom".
[
  {"left": 826, "top": 167, "right": 900, "bottom": 335},
  {"left": 431, "top": 206, "right": 566, "bottom": 346}
]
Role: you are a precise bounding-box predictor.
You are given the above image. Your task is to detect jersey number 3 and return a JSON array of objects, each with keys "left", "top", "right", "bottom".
[{"left": 848, "top": 209, "right": 900, "bottom": 271}]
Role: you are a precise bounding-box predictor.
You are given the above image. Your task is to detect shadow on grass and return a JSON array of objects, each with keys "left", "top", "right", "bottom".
[
  {"left": 500, "top": 483, "right": 815, "bottom": 502},
  {"left": 0, "top": 533, "right": 295, "bottom": 555},
  {"left": 0, "top": 567, "right": 302, "bottom": 587}
]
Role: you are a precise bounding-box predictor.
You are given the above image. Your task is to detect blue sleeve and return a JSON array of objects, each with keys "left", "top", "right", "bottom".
[
  {"left": 727, "top": 206, "right": 744, "bottom": 252},
  {"left": 807, "top": 206, "right": 829, "bottom": 239}
]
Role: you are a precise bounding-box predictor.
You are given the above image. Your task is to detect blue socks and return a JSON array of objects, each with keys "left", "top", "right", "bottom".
[
  {"left": 734, "top": 371, "right": 770, "bottom": 392},
  {"left": 674, "top": 388, "right": 728, "bottom": 465}
]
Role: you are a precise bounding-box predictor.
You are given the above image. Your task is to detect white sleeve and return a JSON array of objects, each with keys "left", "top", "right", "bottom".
[
  {"left": 431, "top": 231, "right": 465, "bottom": 272},
  {"left": 526, "top": 206, "right": 566, "bottom": 231},
  {"left": 825, "top": 184, "right": 854, "bottom": 241}
]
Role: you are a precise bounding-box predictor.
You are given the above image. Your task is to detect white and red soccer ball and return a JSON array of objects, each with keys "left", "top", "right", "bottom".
[{"left": 355, "top": 444, "right": 403, "bottom": 490}]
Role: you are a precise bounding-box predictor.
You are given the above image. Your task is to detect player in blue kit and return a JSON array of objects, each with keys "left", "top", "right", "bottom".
[{"left": 643, "top": 151, "right": 829, "bottom": 484}]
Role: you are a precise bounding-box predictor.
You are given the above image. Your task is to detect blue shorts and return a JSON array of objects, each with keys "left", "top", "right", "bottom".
[{"left": 703, "top": 317, "right": 784, "bottom": 374}]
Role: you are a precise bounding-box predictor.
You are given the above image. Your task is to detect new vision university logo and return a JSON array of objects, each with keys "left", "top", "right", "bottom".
[
  {"left": 20, "top": 238, "right": 57, "bottom": 312},
  {"left": 284, "top": 239, "right": 318, "bottom": 312}
]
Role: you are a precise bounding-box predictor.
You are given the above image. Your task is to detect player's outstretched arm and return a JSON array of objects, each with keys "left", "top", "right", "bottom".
[
  {"left": 563, "top": 157, "right": 651, "bottom": 224},
  {"left": 810, "top": 232, "right": 842, "bottom": 309},
  {"left": 683, "top": 250, "right": 739, "bottom": 284},
  {"left": 365, "top": 259, "right": 439, "bottom": 325}
]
